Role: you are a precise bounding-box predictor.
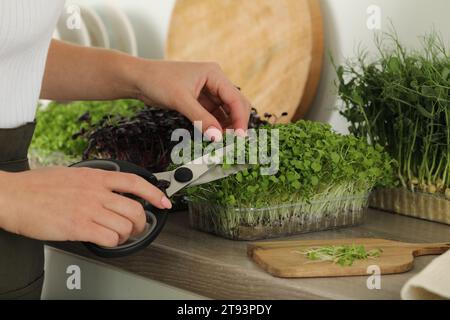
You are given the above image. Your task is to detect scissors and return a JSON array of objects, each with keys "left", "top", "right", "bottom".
[{"left": 70, "top": 144, "right": 247, "bottom": 258}]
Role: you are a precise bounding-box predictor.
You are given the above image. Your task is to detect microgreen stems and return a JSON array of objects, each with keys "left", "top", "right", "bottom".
[
  {"left": 300, "top": 245, "right": 383, "bottom": 266},
  {"left": 188, "top": 189, "right": 369, "bottom": 240}
]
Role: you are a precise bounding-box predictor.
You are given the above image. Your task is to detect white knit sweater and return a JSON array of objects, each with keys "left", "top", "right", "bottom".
[{"left": 0, "top": 0, "right": 64, "bottom": 128}]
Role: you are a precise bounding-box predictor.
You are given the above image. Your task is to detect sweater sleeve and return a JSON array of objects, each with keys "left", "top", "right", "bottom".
[{"left": 0, "top": 0, "right": 65, "bottom": 128}]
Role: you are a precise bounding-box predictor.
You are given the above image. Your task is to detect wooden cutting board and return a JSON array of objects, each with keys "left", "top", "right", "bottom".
[
  {"left": 166, "top": 0, "right": 324, "bottom": 122},
  {"left": 248, "top": 238, "right": 450, "bottom": 278}
]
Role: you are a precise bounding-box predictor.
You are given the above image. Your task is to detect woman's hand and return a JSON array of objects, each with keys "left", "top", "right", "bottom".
[
  {"left": 0, "top": 167, "right": 172, "bottom": 247},
  {"left": 42, "top": 41, "right": 252, "bottom": 139},
  {"left": 132, "top": 61, "right": 252, "bottom": 139}
]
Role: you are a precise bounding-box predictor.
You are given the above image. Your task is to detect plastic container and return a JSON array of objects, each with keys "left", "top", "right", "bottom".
[
  {"left": 370, "top": 188, "right": 450, "bottom": 225},
  {"left": 187, "top": 195, "right": 369, "bottom": 240},
  {"left": 28, "top": 149, "right": 79, "bottom": 169}
]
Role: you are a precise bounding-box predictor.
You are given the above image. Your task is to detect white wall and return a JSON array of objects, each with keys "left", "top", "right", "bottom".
[
  {"left": 308, "top": 0, "right": 450, "bottom": 133},
  {"left": 81, "top": 0, "right": 450, "bottom": 133}
]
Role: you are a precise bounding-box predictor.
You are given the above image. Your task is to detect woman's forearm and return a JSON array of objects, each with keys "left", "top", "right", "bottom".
[
  {"left": 40, "top": 39, "right": 251, "bottom": 133},
  {"left": 40, "top": 40, "right": 143, "bottom": 101}
]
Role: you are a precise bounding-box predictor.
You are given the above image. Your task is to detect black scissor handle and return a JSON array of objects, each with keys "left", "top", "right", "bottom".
[{"left": 70, "top": 159, "right": 169, "bottom": 258}]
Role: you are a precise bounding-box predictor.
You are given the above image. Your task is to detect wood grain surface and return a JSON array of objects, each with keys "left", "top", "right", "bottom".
[
  {"left": 248, "top": 238, "right": 450, "bottom": 278},
  {"left": 165, "top": 0, "right": 324, "bottom": 122},
  {"left": 50, "top": 209, "right": 450, "bottom": 300}
]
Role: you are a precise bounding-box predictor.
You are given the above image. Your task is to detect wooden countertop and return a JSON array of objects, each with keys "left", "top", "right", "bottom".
[{"left": 52, "top": 209, "right": 450, "bottom": 300}]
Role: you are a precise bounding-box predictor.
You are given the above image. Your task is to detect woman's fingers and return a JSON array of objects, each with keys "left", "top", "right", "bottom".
[
  {"left": 182, "top": 96, "right": 223, "bottom": 141},
  {"left": 102, "top": 192, "right": 147, "bottom": 236},
  {"left": 205, "top": 69, "right": 251, "bottom": 132},
  {"left": 92, "top": 209, "right": 135, "bottom": 244},
  {"left": 178, "top": 63, "right": 250, "bottom": 134},
  {"left": 80, "top": 221, "right": 120, "bottom": 248},
  {"left": 135, "top": 60, "right": 252, "bottom": 134},
  {"left": 102, "top": 171, "right": 172, "bottom": 210},
  {"left": 202, "top": 89, "right": 222, "bottom": 106},
  {"left": 1, "top": 166, "right": 173, "bottom": 248},
  {"left": 198, "top": 92, "right": 232, "bottom": 127},
  {"left": 198, "top": 91, "right": 218, "bottom": 113}
]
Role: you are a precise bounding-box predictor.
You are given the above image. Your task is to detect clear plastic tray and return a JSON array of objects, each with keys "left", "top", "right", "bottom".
[
  {"left": 370, "top": 188, "right": 450, "bottom": 225},
  {"left": 28, "top": 149, "right": 78, "bottom": 169},
  {"left": 187, "top": 195, "right": 369, "bottom": 240}
]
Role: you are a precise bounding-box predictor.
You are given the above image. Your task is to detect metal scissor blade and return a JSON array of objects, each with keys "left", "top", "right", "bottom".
[
  {"left": 154, "top": 143, "right": 247, "bottom": 197},
  {"left": 153, "top": 162, "right": 212, "bottom": 197},
  {"left": 188, "top": 164, "right": 249, "bottom": 187},
  {"left": 184, "top": 143, "right": 235, "bottom": 166}
]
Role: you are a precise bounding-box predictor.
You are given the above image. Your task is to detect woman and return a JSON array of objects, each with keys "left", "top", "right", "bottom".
[{"left": 0, "top": 0, "right": 250, "bottom": 299}]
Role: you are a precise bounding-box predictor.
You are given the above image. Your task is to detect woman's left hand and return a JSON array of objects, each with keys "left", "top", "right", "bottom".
[{"left": 132, "top": 60, "right": 252, "bottom": 139}]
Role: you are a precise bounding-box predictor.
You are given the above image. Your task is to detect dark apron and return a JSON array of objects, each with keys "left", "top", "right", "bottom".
[{"left": 0, "top": 122, "right": 44, "bottom": 299}]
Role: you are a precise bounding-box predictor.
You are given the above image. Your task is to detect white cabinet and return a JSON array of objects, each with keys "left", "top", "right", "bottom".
[{"left": 42, "top": 246, "right": 206, "bottom": 300}]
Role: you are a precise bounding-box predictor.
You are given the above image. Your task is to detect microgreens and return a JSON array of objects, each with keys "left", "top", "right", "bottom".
[
  {"left": 31, "top": 99, "right": 144, "bottom": 158},
  {"left": 187, "top": 120, "right": 395, "bottom": 208},
  {"left": 335, "top": 30, "right": 450, "bottom": 198},
  {"left": 300, "top": 244, "right": 383, "bottom": 266}
]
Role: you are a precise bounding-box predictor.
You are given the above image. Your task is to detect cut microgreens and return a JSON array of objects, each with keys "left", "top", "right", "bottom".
[
  {"left": 299, "top": 244, "right": 383, "bottom": 266},
  {"left": 335, "top": 30, "right": 450, "bottom": 198}
]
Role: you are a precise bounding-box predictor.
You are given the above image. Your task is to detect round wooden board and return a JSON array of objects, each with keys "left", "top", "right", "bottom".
[{"left": 166, "top": 0, "right": 324, "bottom": 122}]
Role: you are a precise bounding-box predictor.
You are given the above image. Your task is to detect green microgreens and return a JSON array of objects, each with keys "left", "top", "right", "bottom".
[
  {"left": 299, "top": 244, "right": 383, "bottom": 266},
  {"left": 335, "top": 30, "right": 450, "bottom": 198},
  {"left": 186, "top": 120, "right": 395, "bottom": 208},
  {"left": 31, "top": 99, "right": 144, "bottom": 158}
]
